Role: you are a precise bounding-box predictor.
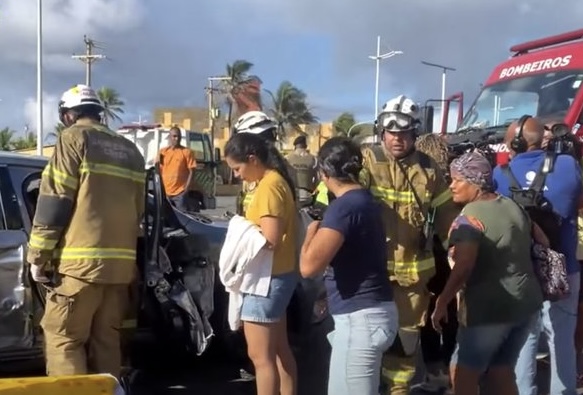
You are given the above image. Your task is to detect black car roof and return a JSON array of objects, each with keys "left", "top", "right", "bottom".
[{"left": 0, "top": 152, "right": 48, "bottom": 168}]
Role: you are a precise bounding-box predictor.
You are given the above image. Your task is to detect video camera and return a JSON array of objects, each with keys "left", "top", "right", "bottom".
[
  {"left": 447, "top": 135, "right": 498, "bottom": 168},
  {"left": 545, "top": 123, "right": 582, "bottom": 161}
]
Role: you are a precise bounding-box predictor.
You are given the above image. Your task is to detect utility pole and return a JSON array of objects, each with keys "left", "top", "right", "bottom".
[
  {"left": 368, "top": 36, "right": 403, "bottom": 117},
  {"left": 72, "top": 35, "right": 106, "bottom": 86},
  {"left": 36, "top": 0, "right": 43, "bottom": 155},
  {"left": 421, "top": 61, "right": 456, "bottom": 132},
  {"left": 205, "top": 76, "right": 231, "bottom": 149}
]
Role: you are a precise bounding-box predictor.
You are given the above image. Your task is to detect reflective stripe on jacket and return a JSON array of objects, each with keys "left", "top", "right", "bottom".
[
  {"left": 361, "top": 145, "right": 458, "bottom": 286},
  {"left": 27, "top": 118, "right": 146, "bottom": 284}
]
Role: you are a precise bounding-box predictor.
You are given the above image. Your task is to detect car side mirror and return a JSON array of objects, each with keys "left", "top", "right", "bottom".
[{"left": 214, "top": 147, "right": 221, "bottom": 163}]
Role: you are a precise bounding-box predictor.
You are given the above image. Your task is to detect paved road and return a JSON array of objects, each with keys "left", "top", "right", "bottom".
[
  {"left": 133, "top": 196, "right": 551, "bottom": 395},
  {"left": 128, "top": 319, "right": 554, "bottom": 395},
  {"left": 203, "top": 195, "right": 238, "bottom": 220}
]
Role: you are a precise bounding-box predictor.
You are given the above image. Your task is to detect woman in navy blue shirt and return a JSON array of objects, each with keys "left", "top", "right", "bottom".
[{"left": 300, "top": 137, "right": 398, "bottom": 395}]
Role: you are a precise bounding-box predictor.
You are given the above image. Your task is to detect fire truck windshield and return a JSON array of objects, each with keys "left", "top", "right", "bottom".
[{"left": 458, "top": 70, "right": 583, "bottom": 132}]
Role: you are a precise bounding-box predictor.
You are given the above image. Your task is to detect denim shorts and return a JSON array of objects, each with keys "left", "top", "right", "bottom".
[
  {"left": 450, "top": 313, "right": 537, "bottom": 372},
  {"left": 240, "top": 271, "right": 299, "bottom": 324}
]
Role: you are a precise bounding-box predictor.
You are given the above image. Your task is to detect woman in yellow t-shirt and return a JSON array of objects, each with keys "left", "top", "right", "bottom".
[{"left": 224, "top": 132, "right": 299, "bottom": 395}]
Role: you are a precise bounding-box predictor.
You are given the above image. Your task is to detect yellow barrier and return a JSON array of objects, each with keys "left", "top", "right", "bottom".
[{"left": 0, "top": 374, "right": 123, "bottom": 395}]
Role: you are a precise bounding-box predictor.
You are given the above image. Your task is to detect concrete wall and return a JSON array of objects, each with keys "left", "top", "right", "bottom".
[
  {"left": 152, "top": 107, "right": 335, "bottom": 154},
  {"left": 13, "top": 109, "right": 337, "bottom": 158}
]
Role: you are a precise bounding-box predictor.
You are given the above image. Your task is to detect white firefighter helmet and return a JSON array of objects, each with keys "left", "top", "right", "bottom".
[
  {"left": 233, "top": 111, "right": 277, "bottom": 137},
  {"left": 58, "top": 84, "right": 103, "bottom": 114},
  {"left": 377, "top": 95, "right": 421, "bottom": 133}
]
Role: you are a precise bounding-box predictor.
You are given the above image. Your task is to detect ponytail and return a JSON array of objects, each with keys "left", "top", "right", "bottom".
[
  {"left": 224, "top": 132, "right": 297, "bottom": 200},
  {"left": 266, "top": 142, "right": 296, "bottom": 201}
]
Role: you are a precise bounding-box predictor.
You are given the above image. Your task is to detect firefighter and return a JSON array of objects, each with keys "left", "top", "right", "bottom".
[
  {"left": 361, "top": 95, "right": 457, "bottom": 395},
  {"left": 27, "top": 84, "right": 146, "bottom": 378},
  {"left": 233, "top": 111, "right": 297, "bottom": 215},
  {"left": 285, "top": 135, "right": 317, "bottom": 207}
]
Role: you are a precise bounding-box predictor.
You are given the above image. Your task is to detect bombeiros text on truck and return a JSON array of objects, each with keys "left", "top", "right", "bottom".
[{"left": 428, "top": 27, "right": 583, "bottom": 164}]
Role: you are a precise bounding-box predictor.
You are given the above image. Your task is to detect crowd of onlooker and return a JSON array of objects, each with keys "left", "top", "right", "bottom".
[{"left": 219, "top": 103, "right": 583, "bottom": 395}]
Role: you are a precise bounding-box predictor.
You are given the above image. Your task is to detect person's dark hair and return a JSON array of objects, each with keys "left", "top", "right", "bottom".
[
  {"left": 66, "top": 104, "right": 102, "bottom": 123},
  {"left": 225, "top": 132, "right": 296, "bottom": 200},
  {"left": 258, "top": 128, "right": 277, "bottom": 143},
  {"left": 318, "top": 137, "right": 363, "bottom": 183},
  {"left": 169, "top": 126, "right": 181, "bottom": 133},
  {"left": 293, "top": 135, "right": 307, "bottom": 148}
]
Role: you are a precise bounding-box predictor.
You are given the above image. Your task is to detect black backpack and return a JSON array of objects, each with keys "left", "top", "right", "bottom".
[{"left": 501, "top": 152, "right": 562, "bottom": 251}]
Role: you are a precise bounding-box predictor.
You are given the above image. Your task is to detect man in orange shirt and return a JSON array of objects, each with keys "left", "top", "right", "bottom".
[{"left": 156, "top": 126, "right": 197, "bottom": 211}]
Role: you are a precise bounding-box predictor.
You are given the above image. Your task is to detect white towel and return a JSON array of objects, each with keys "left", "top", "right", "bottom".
[{"left": 219, "top": 215, "right": 273, "bottom": 330}]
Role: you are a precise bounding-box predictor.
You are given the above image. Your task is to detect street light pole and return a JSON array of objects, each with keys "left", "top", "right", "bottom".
[
  {"left": 347, "top": 120, "right": 375, "bottom": 138},
  {"left": 36, "top": 0, "right": 43, "bottom": 156},
  {"left": 421, "top": 60, "right": 456, "bottom": 131},
  {"left": 368, "top": 36, "right": 403, "bottom": 117}
]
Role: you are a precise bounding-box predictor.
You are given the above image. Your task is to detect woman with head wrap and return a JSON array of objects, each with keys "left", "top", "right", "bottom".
[{"left": 431, "top": 152, "right": 543, "bottom": 395}]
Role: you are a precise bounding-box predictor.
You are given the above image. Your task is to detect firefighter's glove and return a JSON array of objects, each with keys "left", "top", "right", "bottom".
[
  {"left": 30, "top": 263, "right": 51, "bottom": 283},
  {"left": 26, "top": 247, "right": 53, "bottom": 268}
]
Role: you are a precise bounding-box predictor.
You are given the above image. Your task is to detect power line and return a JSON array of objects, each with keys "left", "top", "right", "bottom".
[{"left": 71, "top": 35, "right": 107, "bottom": 86}]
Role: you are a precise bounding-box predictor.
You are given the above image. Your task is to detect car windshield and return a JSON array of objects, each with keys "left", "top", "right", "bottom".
[
  {"left": 458, "top": 70, "right": 583, "bottom": 131},
  {"left": 187, "top": 133, "right": 212, "bottom": 162}
]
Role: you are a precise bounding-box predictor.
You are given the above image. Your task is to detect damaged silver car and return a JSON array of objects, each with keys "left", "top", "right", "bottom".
[{"left": 0, "top": 151, "right": 329, "bottom": 373}]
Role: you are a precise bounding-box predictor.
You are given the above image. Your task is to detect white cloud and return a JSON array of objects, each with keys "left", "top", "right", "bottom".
[
  {"left": 0, "top": 0, "right": 145, "bottom": 70},
  {"left": 23, "top": 92, "right": 60, "bottom": 135}
]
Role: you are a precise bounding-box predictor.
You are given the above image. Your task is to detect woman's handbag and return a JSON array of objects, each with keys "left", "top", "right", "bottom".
[{"left": 531, "top": 242, "right": 570, "bottom": 302}]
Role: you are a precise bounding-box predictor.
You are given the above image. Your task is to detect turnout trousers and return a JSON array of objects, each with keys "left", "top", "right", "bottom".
[
  {"left": 381, "top": 276, "right": 432, "bottom": 395},
  {"left": 41, "top": 275, "right": 130, "bottom": 379}
]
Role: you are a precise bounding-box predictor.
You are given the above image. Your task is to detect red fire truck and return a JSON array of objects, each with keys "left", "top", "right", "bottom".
[{"left": 439, "top": 28, "right": 583, "bottom": 164}]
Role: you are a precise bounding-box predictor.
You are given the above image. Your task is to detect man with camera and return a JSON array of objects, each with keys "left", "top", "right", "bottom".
[{"left": 492, "top": 116, "right": 582, "bottom": 395}]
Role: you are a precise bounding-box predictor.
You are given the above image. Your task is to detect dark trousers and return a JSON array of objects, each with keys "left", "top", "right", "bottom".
[
  {"left": 420, "top": 237, "right": 458, "bottom": 368},
  {"left": 169, "top": 191, "right": 188, "bottom": 212}
]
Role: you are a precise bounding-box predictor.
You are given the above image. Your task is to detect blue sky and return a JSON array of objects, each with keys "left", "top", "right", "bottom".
[{"left": 1, "top": 0, "right": 583, "bottom": 136}]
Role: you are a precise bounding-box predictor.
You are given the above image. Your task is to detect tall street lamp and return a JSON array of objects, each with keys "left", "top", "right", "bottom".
[
  {"left": 347, "top": 120, "right": 375, "bottom": 138},
  {"left": 36, "top": 0, "right": 43, "bottom": 156},
  {"left": 368, "top": 36, "right": 402, "bottom": 117},
  {"left": 421, "top": 60, "right": 456, "bottom": 131}
]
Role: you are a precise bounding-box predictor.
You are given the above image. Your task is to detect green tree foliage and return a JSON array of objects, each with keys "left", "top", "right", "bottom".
[
  {"left": 0, "top": 127, "right": 15, "bottom": 150},
  {"left": 224, "top": 60, "right": 255, "bottom": 129},
  {"left": 97, "top": 87, "right": 125, "bottom": 126},
  {"left": 265, "top": 81, "right": 318, "bottom": 139},
  {"left": 12, "top": 132, "right": 37, "bottom": 150},
  {"left": 332, "top": 112, "right": 356, "bottom": 136}
]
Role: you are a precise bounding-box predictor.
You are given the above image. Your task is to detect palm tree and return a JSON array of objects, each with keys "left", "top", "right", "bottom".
[
  {"left": 0, "top": 127, "right": 15, "bottom": 150},
  {"left": 265, "top": 81, "right": 318, "bottom": 140},
  {"left": 332, "top": 112, "right": 356, "bottom": 136},
  {"left": 12, "top": 132, "right": 37, "bottom": 150},
  {"left": 97, "top": 87, "right": 125, "bottom": 126},
  {"left": 223, "top": 60, "right": 256, "bottom": 130},
  {"left": 46, "top": 123, "right": 66, "bottom": 141}
]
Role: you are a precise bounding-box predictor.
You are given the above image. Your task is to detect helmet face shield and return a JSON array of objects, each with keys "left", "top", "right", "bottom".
[{"left": 377, "top": 111, "right": 418, "bottom": 132}]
